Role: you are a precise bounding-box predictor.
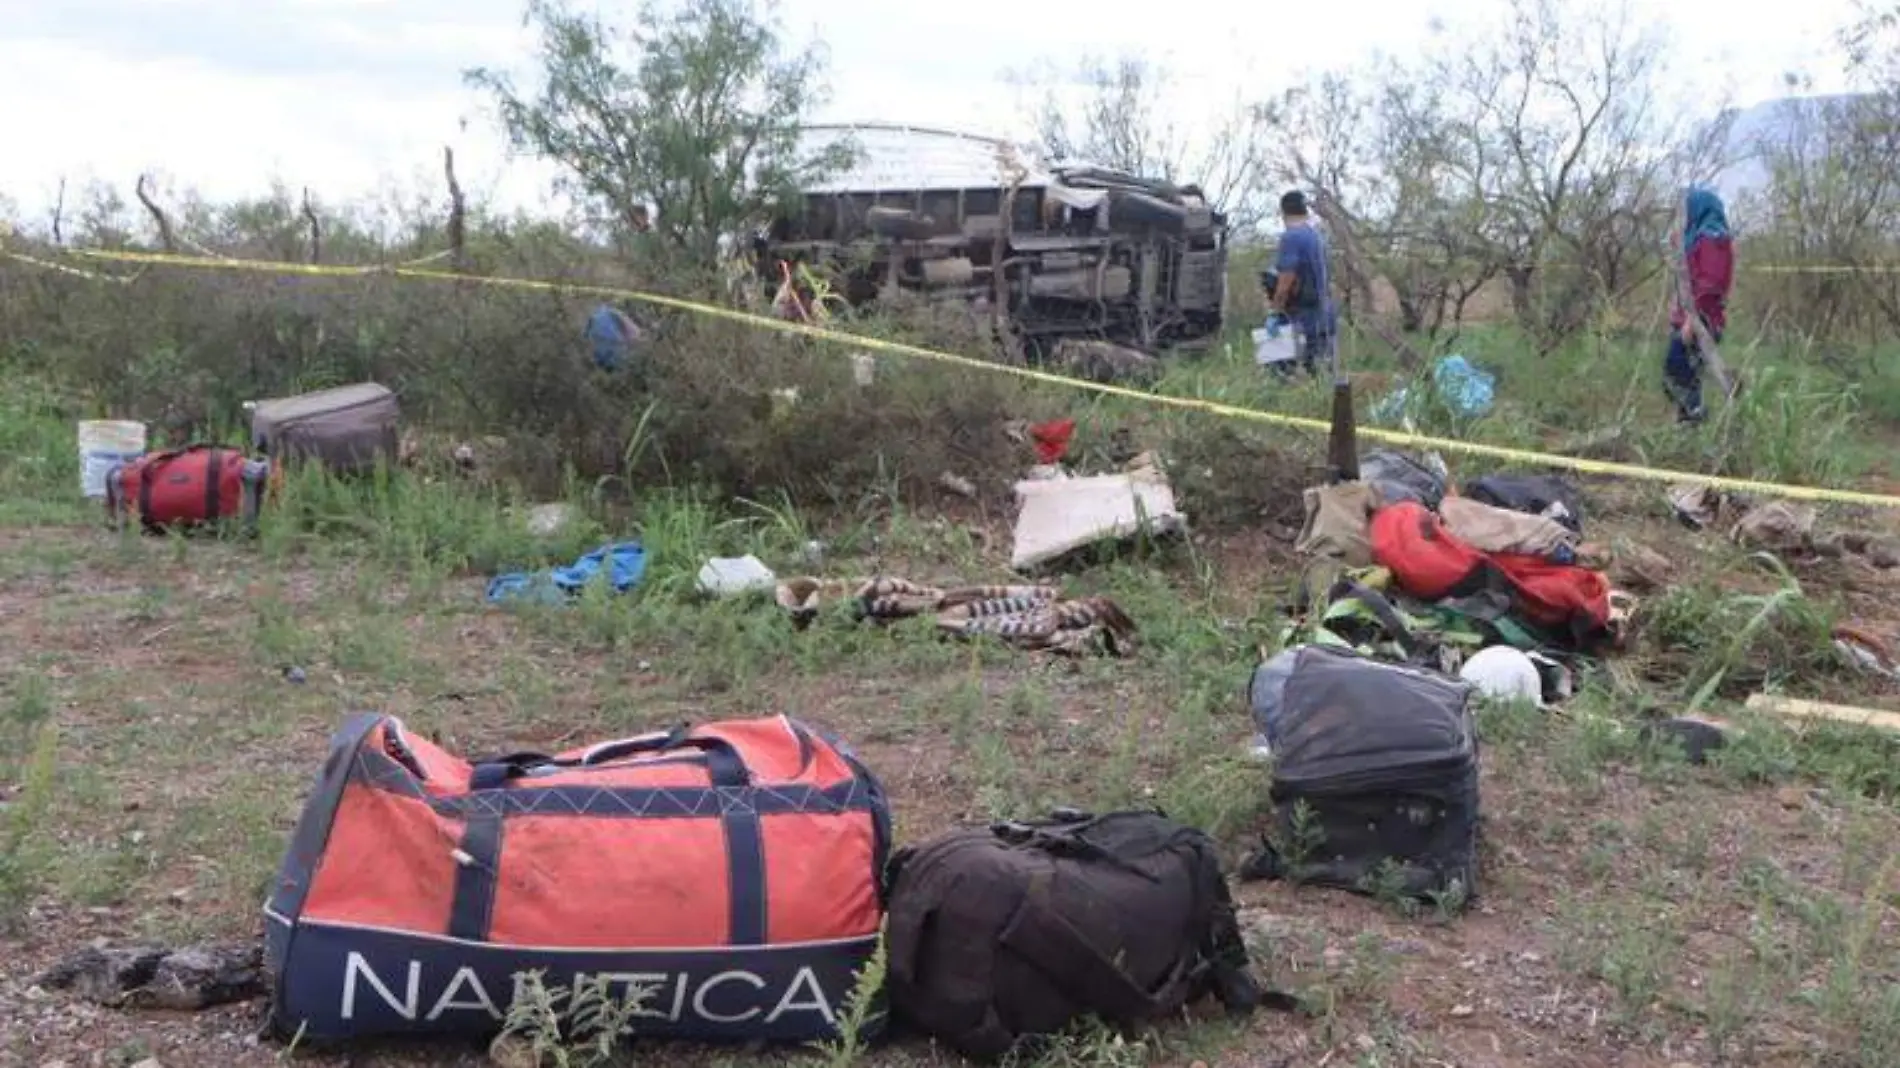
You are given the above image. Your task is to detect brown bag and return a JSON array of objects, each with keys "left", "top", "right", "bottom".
[
  {"left": 250, "top": 382, "right": 399, "bottom": 475},
  {"left": 883, "top": 810, "right": 1282, "bottom": 1061},
  {"left": 1296, "top": 481, "right": 1382, "bottom": 565}
]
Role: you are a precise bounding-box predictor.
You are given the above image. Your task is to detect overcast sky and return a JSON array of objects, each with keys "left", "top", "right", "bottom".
[{"left": 0, "top": 0, "right": 1866, "bottom": 224}]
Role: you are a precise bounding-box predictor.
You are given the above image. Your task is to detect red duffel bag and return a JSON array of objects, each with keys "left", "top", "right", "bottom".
[
  {"left": 106, "top": 444, "right": 269, "bottom": 531},
  {"left": 1370, "top": 500, "right": 1610, "bottom": 644},
  {"left": 265, "top": 713, "right": 891, "bottom": 1045}
]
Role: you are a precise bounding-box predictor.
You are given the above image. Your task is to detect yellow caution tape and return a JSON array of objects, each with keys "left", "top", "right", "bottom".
[{"left": 21, "top": 244, "right": 1900, "bottom": 510}]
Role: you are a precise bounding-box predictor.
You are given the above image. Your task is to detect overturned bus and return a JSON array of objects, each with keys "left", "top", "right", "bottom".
[{"left": 759, "top": 123, "right": 1229, "bottom": 354}]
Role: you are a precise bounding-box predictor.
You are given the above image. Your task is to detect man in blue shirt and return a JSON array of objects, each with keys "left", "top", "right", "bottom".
[{"left": 1268, "top": 190, "right": 1337, "bottom": 378}]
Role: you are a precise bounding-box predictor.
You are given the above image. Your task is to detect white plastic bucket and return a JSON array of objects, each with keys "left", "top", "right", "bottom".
[{"left": 77, "top": 420, "right": 146, "bottom": 499}]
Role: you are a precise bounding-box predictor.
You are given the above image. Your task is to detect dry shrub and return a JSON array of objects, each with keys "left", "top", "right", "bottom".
[
  {"left": 1156, "top": 418, "right": 1321, "bottom": 530},
  {"left": 1, "top": 258, "right": 1032, "bottom": 504}
]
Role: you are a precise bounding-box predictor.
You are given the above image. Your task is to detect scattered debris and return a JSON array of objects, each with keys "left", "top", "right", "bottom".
[
  {"left": 1833, "top": 623, "right": 1897, "bottom": 678},
  {"left": 1668, "top": 483, "right": 1746, "bottom": 530},
  {"left": 698, "top": 555, "right": 777, "bottom": 598},
  {"left": 775, "top": 576, "right": 1137, "bottom": 656},
  {"left": 282, "top": 665, "right": 307, "bottom": 685},
  {"left": 525, "top": 502, "right": 575, "bottom": 538},
  {"left": 37, "top": 943, "right": 265, "bottom": 1011},
  {"left": 1050, "top": 338, "right": 1160, "bottom": 385},
  {"left": 850, "top": 351, "right": 876, "bottom": 387},
  {"left": 1027, "top": 418, "right": 1075, "bottom": 465},
  {"left": 1745, "top": 693, "right": 1900, "bottom": 733},
  {"left": 1637, "top": 716, "right": 1732, "bottom": 764},
  {"left": 1609, "top": 541, "right": 1673, "bottom": 591},
  {"left": 1359, "top": 450, "right": 1447, "bottom": 509},
  {"left": 1667, "top": 487, "right": 1900, "bottom": 570},
  {"left": 768, "top": 387, "right": 800, "bottom": 419},
  {"left": 1731, "top": 500, "right": 1816, "bottom": 553},
  {"left": 796, "top": 539, "right": 827, "bottom": 569},
  {"left": 490, "top": 1032, "right": 537, "bottom": 1068},
  {"left": 1011, "top": 453, "right": 1184, "bottom": 571},
  {"left": 487, "top": 542, "right": 648, "bottom": 605},
  {"left": 937, "top": 472, "right": 977, "bottom": 499}
]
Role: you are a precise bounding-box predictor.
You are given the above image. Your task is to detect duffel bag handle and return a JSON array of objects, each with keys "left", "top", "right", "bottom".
[
  {"left": 468, "top": 725, "right": 749, "bottom": 789},
  {"left": 135, "top": 442, "right": 230, "bottom": 471},
  {"left": 576, "top": 725, "right": 692, "bottom": 764}
]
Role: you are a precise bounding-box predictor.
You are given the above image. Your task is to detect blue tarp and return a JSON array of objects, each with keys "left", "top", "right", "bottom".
[
  {"left": 486, "top": 542, "right": 648, "bottom": 605},
  {"left": 1372, "top": 354, "right": 1496, "bottom": 423}
]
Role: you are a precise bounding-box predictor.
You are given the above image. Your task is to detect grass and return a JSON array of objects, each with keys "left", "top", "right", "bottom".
[{"left": 4, "top": 308, "right": 1900, "bottom": 1067}]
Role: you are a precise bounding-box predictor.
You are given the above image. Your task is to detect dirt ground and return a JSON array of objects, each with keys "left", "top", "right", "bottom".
[{"left": 3, "top": 484, "right": 1900, "bottom": 1068}]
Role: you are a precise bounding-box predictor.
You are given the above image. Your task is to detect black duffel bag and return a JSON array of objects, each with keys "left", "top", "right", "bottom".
[{"left": 883, "top": 809, "right": 1285, "bottom": 1061}]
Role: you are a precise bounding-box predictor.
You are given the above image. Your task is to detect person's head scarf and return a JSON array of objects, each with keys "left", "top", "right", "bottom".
[{"left": 1684, "top": 187, "right": 1729, "bottom": 254}]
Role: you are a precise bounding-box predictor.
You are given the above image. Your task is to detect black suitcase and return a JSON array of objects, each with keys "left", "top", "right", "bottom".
[{"left": 1241, "top": 645, "right": 1480, "bottom": 905}]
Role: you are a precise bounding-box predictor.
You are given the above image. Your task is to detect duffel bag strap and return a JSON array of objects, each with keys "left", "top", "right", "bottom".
[{"left": 997, "top": 872, "right": 1191, "bottom": 1023}]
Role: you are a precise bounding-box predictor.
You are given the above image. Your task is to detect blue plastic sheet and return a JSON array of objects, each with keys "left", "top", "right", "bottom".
[
  {"left": 486, "top": 542, "right": 648, "bottom": 605},
  {"left": 1432, "top": 354, "right": 1495, "bottom": 416},
  {"left": 1371, "top": 354, "right": 1496, "bottom": 423}
]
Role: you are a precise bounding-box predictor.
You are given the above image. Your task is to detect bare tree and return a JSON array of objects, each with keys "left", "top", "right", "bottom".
[
  {"left": 135, "top": 174, "right": 177, "bottom": 252},
  {"left": 443, "top": 146, "right": 468, "bottom": 271},
  {"left": 49, "top": 178, "right": 66, "bottom": 246},
  {"left": 1017, "top": 55, "right": 1271, "bottom": 234},
  {"left": 1262, "top": 0, "right": 1724, "bottom": 352},
  {"left": 1256, "top": 66, "right": 1495, "bottom": 350},
  {"left": 301, "top": 187, "right": 322, "bottom": 264}
]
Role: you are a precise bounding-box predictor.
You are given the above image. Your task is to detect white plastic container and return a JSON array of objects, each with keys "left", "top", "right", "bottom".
[
  {"left": 697, "top": 555, "right": 777, "bottom": 597},
  {"left": 77, "top": 420, "right": 146, "bottom": 498}
]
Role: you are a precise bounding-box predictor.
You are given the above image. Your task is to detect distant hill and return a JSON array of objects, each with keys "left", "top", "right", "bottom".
[{"left": 1712, "top": 92, "right": 1869, "bottom": 208}]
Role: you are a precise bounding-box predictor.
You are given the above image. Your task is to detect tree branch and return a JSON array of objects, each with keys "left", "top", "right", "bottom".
[{"left": 135, "top": 174, "right": 176, "bottom": 252}]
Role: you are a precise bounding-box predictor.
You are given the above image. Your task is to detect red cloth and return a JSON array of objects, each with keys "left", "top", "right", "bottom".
[
  {"left": 1671, "top": 236, "right": 1734, "bottom": 334},
  {"left": 1369, "top": 501, "right": 1610, "bottom": 636},
  {"left": 1028, "top": 418, "right": 1075, "bottom": 465}
]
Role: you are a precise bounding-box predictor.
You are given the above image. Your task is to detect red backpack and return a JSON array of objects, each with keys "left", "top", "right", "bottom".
[
  {"left": 108, "top": 445, "right": 259, "bottom": 530},
  {"left": 1370, "top": 500, "right": 1610, "bottom": 642}
]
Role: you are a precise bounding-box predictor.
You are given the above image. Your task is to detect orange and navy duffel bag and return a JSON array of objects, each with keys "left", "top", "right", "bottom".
[{"left": 263, "top": 713, "right": 891, "bottom": 1044}]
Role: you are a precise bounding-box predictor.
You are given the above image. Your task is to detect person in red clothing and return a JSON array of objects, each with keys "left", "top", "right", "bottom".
[{"left": 1667, "top": 187, "right": 1735, "bottom": 423}]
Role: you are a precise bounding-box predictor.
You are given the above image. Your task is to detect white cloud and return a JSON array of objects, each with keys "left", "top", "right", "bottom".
[{"left": 0, "top": 0, "right": 1870, "bottom": 226}]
